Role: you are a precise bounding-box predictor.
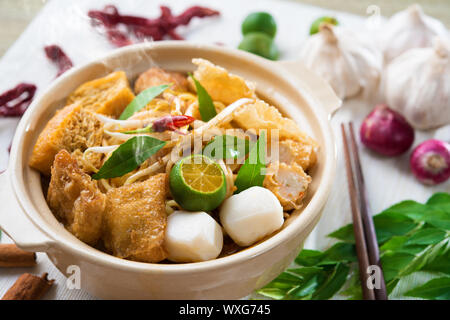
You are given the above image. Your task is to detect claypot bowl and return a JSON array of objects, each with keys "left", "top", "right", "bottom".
[{"left": 0, "top": 42, "right": 340, "bottom": 299}]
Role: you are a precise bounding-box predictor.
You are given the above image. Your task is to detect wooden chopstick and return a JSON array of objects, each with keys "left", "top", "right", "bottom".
[
  {"left": 348, "top": 122, "right": 388, "bottom": 300},
  {"left": 341, "top": 123, "right": 376, "bottom": 300}
]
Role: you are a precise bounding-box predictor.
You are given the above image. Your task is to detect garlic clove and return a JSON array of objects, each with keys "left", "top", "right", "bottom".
[
  {"left": 300, "top": 24, "right": 383, "bottom": 100},
  {"left": 381, "top": 4, "right": 448, "bottom": 62},
  {"left": 385, "top": 37, "right": 450, "bottom": 130}
]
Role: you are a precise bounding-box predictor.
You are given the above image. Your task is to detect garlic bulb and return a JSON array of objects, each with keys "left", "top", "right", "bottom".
[
  {"left": 385, "top": 37, "right": 450, "bottom": 130},
  {"left": 381, "top": 5, "right": 448, "bottom": 62},
  {"left": 300, "top": 24, "right": 383, "bottom": 100}
]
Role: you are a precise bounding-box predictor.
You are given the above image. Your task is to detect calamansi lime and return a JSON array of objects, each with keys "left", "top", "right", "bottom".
[
  {"left": 242, "top": 12, "right": 277, "bottom": 38},
  {"left": 238, "top": 32, "right": 279, "bottom": 60},
  {"left": 169, "top": 154, "right": 227, "bottom": 212}
]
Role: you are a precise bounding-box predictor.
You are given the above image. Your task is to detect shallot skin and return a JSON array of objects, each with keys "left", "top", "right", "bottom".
[
  {"left": 360, "top": 104, "right": 415, "bottom": 156},
  {"left": 410, "top": 139, "right": 450, "bottom": 185}
]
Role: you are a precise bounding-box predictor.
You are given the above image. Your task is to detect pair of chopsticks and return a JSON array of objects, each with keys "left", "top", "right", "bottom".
[{"left": 341, "top": 122, "right": 388, "bottom": 300}]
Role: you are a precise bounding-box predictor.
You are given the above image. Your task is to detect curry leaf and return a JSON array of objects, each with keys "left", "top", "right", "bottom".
[
  {"left": 295, "top": 243, "right": 356, "bottom": 266},
  {"left": 234, "top": 131, "right": 266, "bottom": 193},
  {"left": 400, "top": 238, "right": 450, "bottom": 276},
  {"left": 119, "top": 84, "right": 169, "bottom": 120},
  {"left": 92, "top": 136, "right": 166, "bottom": 180},
  {"left": 328, "top": 211, "right": 418, "bottom": 244},
  {"left": 426, "top": 193, "right": 450, "bottom": 212},
  {"left": 380, "top": 236, "right": 426, "bottom": 255},
  {"left": 295, "top": 249, "right": 324, "bottom": 267},
  {"left": 373, "top": 212, "right": 418, "bottom": 243},
  {"left": 380, "top": 251, "right": 416, "bottom": 282},
  {"left": 311, "top": 263, "right": 350, "bottom": 300},
  {"left": 405, "top": 228, "right": 447, "bottom": 246},
  {"left": 256, "top": 288, "right": 286, "bottom": 300},
  {"left": 423, "top": 208, "right": 450, "bottom": 230},
  {"left": 190, "top": 74, "right": 216, "bottom": 121},
  {"left": 258, "top": 192, "right": 450, "bottom": 300},
  {"left": 404, "top": 277, "right": 450, "bottom": 300},
  {"left": 203, "top": 135, "right": 253, "bottom": 160}
]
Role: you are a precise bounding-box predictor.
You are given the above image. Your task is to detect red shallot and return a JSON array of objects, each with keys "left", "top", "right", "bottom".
[
  {"left": 360, "top": 104, "right": 415, "bottom": 156},
  {"left": 410, "top": 139, "right": 450, "bottom": 185}
]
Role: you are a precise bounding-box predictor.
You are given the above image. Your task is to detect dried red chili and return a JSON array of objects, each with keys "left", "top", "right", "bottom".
[
  {"left": 44, "top": 45, "right": 73, "bottom": 77},
  {"left": 88, "top": 5, "right": 220, "bottom": 47},
  {"left": 0, "top": 83, "right": 37, "bottom": 117},
  {"left": 152, "top": 115, "right": 195, "bottom": 132}
]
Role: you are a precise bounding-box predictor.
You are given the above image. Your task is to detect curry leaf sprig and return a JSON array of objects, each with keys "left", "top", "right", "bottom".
[{"left": 257, "top": 192, "right": 450, "bottom": 300}]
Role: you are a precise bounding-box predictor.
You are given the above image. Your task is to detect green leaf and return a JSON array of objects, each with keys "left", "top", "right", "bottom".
[
  {"left": 295, "top": 249, "right": 325, "bottom": 267},
  {"left": 373, "top": 212, "right": 418, "bottom": 243},
  {"left": 262, "top": 271, "right": 303, "bottom": 290},
  {"left": 256, "top": 288, "right": 286, "bottom": 300},
  {"left": 257, "top": 192, "right": 450, "bottom": 300},
  {"left": 341, "top": 269, "right": 363, "bottom": 300},
  {"left": 386, "top": 278, "right": 400, "bottom": 294},
  {"left": 320, "top": 243, "right": 357, "bottom": 265},
  {"left": 234, "top": 131, "right": 266, "bottom": 193},
  {"left": 405, "top": 228, "right": 447, "bottom": 246},
  {"left": 423, "top": 208, "right": 450, "bottom": 231},
  {"left": 119, "top": 84, "right": 169, "bottom": 120},
  {"left": 381, "top": 200, "right": 428, "bottom": 221},
  {"left": 380, "top": 251, "right": 416, "bottom": 282},
  {"left": 288, "top": 275, "right": 321, "bottom": 298},
  {"left": 399, "top": 238, "right": 450, "bottom": 277},
  {"left": 380, "top": 235, "right": 428, "bottom": 255},
  {"left": 328, "top": 212, "right": 418, "bottom": 244},
  {"left": 190, "top": 74, "right": 216, "bottom": 121},
  {"left": 296, "top": 243, "right": 356, "bottom": 266},
  {"left": 311, "top": 263, "right": 350, "bottom": 300},
  {"left": 203, "top": 135, "right": 253, "bottom": 160},
  {"left": 328, "top": 224, "right": 355, "bottom": 242},
  {"left": 404, "top": 277, "right": 450, "bottom": 300},
  {"left": 92, "top": 136, "right": 166, "bottom": 180},
  {"left": 287, "top": 268, "right": 326, "bottom": 299},
  {"left": 427, "top": 193, "right": 450, "bottom": 213}
]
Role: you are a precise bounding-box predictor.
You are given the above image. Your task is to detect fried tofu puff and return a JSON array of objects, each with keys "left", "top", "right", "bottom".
[
  {"left": 264, "top": 162, "right": 312, "bottom": 211},
  {"left": 192, "top": 58, "right": 256, "bottom": 105},
  {"left": 134, "top": 67, "right": 189, "bottom": 94},
  {"left": 103, "top": 174, "right": 168, "bottom": 263},
  {"left": 273, "top": 139, "right": 317, "bottom": 171},
  {"left": 47, "top": 150, "right": 106, "bottom": 245},
  {"left": 29, "top": 103, "right": 104, "bottom": 176}
]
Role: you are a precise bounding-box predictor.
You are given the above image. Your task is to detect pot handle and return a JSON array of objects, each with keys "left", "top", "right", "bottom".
[
  {"left": 277, "top": 59, "right": 342, "bottom": 117},
  {"left": 0, "top": 171, "right": 53, "bottom": 252}
]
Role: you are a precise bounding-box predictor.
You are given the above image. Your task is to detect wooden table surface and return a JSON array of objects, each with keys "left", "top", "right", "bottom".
[{"left": 1, "top": 0, "right": 449, "bottom": 58}]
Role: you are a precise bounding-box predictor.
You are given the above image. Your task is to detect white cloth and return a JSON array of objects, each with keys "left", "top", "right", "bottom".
[{"left": 0, "top": 0, "right": 448, "bottom": 300}]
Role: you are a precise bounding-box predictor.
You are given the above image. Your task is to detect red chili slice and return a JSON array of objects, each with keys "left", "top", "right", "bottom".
[{"left": 152, "top": 115, "right": 195, "bottom": 132}]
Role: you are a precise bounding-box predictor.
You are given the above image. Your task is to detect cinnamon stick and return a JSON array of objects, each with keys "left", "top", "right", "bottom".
[
  {"left": 1, "top": 273, "right": 54, "bottom": 300},
  {"left": 0, "top": 244, "right": 36, "bottom": 267}
]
